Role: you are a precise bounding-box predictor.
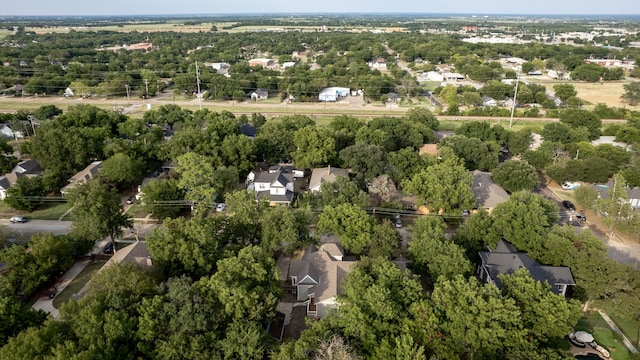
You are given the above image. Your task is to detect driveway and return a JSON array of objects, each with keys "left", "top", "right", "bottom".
[{"left": 32, "top": 259, "right": 91, "bottom": 319}]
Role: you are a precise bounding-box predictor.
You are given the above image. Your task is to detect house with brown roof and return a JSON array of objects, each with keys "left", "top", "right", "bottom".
[
  {"left": 308, "top": 166, "right": 349, "bottom": 192},
  {"left": 60, "top": 161, "right": 102, "bottom": 196},
  {"left": 102, "top": 241, "right": 153, "bottom": 270},
  {"left": 471, "top": 170, "right": 509, "bottom": 212},
  {"left": 289, "top": 243, "right": 355, "bottom": 317}
]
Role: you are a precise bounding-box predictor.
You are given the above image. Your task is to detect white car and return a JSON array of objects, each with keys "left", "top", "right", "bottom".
[
  {"left": 10, "top": 216, "right": 28, "bottom": 223},
  {"left": 561, "top": 182, "right": 580, "bottom": 190},
  {"left": 216, "top": 203, "right": 226, "bottom": 212}
]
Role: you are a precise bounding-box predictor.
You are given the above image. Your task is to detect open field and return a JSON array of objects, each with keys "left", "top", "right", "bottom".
[
  {"left": 0, "top": 29, "right": 12, "bottom": 40},
  {"left": 536, "top": 78, "right": 640, "bottom": 111}
]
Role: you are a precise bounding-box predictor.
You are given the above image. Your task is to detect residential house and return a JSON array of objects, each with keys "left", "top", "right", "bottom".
[
  {"left": 527, "top": 70, "right": 543, "bottom": 76},
  {"left": 0, "top": 124, "right": 17, "bottom": 139},
  {"left": 289, "top": 243, "right": 355, "bottom": 317},
  {"left": 367, "top": 57, "right": 387, "bottom": 69},
  {"left": 247, "top": 167, "right": 297, "bottom": 205},
  {"left": 101, "top": 241, "right": 153, "bottom": 269},
  {"left": 281, "top": 61, "right": 296, "bottom": 69},
  {"left": 442, "top": 72, "right": 465, "bottom": 83},
  {"left": 584, "top": 59, "right": 622, "bottom": 68},
  {"left": 249, "top": 58, "right": 275, "bottom": 68},
  {"left": 590, "top": 136, "right": 631, "bottom": 150},
  {"left": 425, "top": 71, "right": 444, "bottom": 82},
  {"left": 60, "top": 161, "right": 102, "bottom": 196},
  {"left": 471, "top": 170, "right": 509, "bottom": 212},
  {"left": 385, "top": 92, "right": 401, "bottom": 104},
  {"left": 308, "top": 166, "right": 349, "bottom": 192},
  {"left": 596, "top": 181, "right": 640, "bottom": 211},
  {"left": 250, "top": 88, "right": 269, "bottom": 101},
  {"left": 482, "top": 96, "right": 498, "bottom": 107},
  {"left": 478, "top": 240, "right": 576, "bottom": 296},
  {"left": 239, "top": 123, "right": 257, "bottom": 139},
  {"left": 0, "top": 160, "right": 43, "bottom": 200}
]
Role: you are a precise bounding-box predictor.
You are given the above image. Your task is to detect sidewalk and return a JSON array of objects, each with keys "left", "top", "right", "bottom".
[
  {"left": 32, "top": 259, "right": 91, "bottom": 319},
  {"left": 597, "top": 309, "right": 639, "bottom": 354}
]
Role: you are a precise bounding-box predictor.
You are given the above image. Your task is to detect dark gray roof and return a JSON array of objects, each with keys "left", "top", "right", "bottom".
[
  {"left": 596, "top": 182, "right": 640, "bottom": 209},
  {"left": 254, "top": 171, "right": 293, "bottom": 187},
  {"left": 239, "top": 123, "right": 257, "bottom": 137},
  {"left": 479, "top": 240, "right": 575, "bottom": 294},
  {"left": 256, "top": 190, "right": 294, "bottom": 203},
  {"left": 13, "top": 160, "right": 42, "bottom": 175}
]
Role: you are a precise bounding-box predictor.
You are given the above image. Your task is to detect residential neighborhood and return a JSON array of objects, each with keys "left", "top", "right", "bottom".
[{"left": 0, "top": 11, "right": 640, "bottom": 360}]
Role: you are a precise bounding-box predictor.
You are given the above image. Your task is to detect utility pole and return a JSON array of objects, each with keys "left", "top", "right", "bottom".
[
  {"left": 124, "top": 84, "right": 130, "bottom": 101},
  {"left": 144, "top": 79, "right": 149, "bottom": 98},
  {"left": 195, "top": 61, "right": 202, "bottom": 110},
  {"left": 509, "top": 72, "right": 520, "bottom": 128},
  {"left": 27, "top": 115, "right": 36, "bottom": 136}
]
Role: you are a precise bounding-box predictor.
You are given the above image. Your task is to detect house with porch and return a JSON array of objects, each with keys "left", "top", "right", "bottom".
[
  {"left": 478, "top": 240, "right": 575, "bottom": 296},
  {"left": 289, "top": 243, "right": 355, "bottom": 317},
  {"left": 247, "top": 166, "right": 300, "bottom": 205}
]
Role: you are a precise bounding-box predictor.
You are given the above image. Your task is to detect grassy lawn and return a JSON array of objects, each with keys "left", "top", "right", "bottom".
[
  {"left": 52, "top": 260, "right": 106, "bottom": 310},
  {"left": 610, "top": 314, "right": 640, "bottom": 347},
  {"left": 576, "top": 312, "right": 634, "bottom": 360},
  {"left": 29, "top": 202, "right": 71, "bottom": 221},
  {"left": 126, "top": 204, "right": 149, "bottom": 218}
]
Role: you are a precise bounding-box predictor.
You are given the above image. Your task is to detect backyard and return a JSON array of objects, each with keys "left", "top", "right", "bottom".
[{"left": 576, "top": 312, "right": 635, "bottom": 360}]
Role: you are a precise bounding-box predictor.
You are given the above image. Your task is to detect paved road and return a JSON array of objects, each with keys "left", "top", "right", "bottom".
[
  {"left": 0, "top": 219, "right": 158, "bottom": 240},
  {"left": 0, "top": 220, "right": 72, "bottom": 236}
]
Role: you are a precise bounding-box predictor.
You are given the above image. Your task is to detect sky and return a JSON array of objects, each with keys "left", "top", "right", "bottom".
[{"left": 2, "top": 0, "right": 640, "bottom": 16}]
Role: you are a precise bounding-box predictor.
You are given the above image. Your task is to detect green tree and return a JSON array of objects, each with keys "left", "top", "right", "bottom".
[
  {"left": 198, "top": 245, "right": 281, "bottom": 322},
  {"left": 408, "top": 216, "right": 472, "bottom": 281},
  {"left": 260, "top": 206, "right": 310, "bottom": 255},
  {"left": 140, "top": 179, "right": 185, "bottom": 219},
  {"left": 220, "top": 133, "right": 257, "bottom": 176},
  {"left": 491, "top": 160, "right": 539, "bottom": 193},
  {"left": 453, "top": 209, "right": 500, "bottom": 258},
  {"left": 491, "top": 191, "right": 558, "bottom": 252},
  {"left": 404, "top": 107, "right": 439, "bottom": 130},
  {"left": 559, "top": 109, "right": 602, "bottom": 140},
  {"left": 368, "top": 221, "right": 400, "bottom": 258},
  {"left": 316, "top": 203, "right": 374, "bottom": 254},
  {"left": 4, "top": 176, "right": 46, "bottom": 211},
  {"left": 499, "top": 268, "right": 582, "bottom": 344},
  {"left": 292, "top": 126, "right": 336, "bottom": 168},
  {"left": 553, "top": 84, "right": 577, "bottom": 102},
  {"left": 428, "top": 276, "right": 526, "bottom": 358},
  {"left": 339, "top": 143, "right": 390, "bottom": 182},
  {"left": 402, "top": 156, "right": 476, "bottom": 213},
  {"left": 175, "top": 152, "right": 219, "bottom": 208},
  {"left": 69, "top": 179, "right": 132, "bottom": 248},
  {"left": 0, "top": 276, "right": 46, "bottom": 346},
  {"left": 338, "top": 257, "right": 423, "bottom": 356},
  {"left": 99, "top": 152, "right": 143, "bottom": 188},
  {"left": 440, "top": 135, "right": 500, "bottom": 171},
  {"left": 622, "top": 81, "right": 640, "bottom": 106},
  {"left": 307, "top": 175, "right": 370, "bottom": 209}
]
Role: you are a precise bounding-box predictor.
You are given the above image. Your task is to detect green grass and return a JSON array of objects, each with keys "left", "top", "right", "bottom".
[
  {"left": 126, "top": 204, "right": 149, "bottom": 218},
  {"left": 610, "top": 314, "right": 640, "bottom": 348},
  {"left": 52, "top": 260, "right": 106, "bottom": 309},
  {"left": 29, "top": 202, "right": 71, "bottom": 220},
  {"left": 576, "top": 312, "right": 634, "bottom": 360},
  {"left": 0, "top": 29, "right": 12, "bottom": 40}
]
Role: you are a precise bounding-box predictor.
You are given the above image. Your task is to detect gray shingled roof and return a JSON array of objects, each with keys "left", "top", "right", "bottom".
[{"left": 479, "top": 240, "right": 575, "bottom": 294}]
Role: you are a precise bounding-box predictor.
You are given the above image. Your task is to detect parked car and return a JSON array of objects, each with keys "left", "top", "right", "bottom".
[
  {"left": 562, "top": 200, "right": 576, "bottom": 211},
  {"left": 394, "top": 215, "right": 403, "bottom": 228},
  {"left": 216, "top": 203, "right": 226, "bottom": 212},
  {"left": 126, "top": 196, "right": 135, "bottom": 205},
  {"left": 562, "top": 182, "right": 581, "bottom": 190},
  {"left": 46, "top": 287, "right": 57, "bottom": 299},
  {"left": 576, "top": 214, "right": 587, "bottom": 222},
  {"left": 103, "top": 242, "right": 115, "bottom": 254},
  {"left": 10, "top": 216, "right": 28, "bottom": 223}
]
